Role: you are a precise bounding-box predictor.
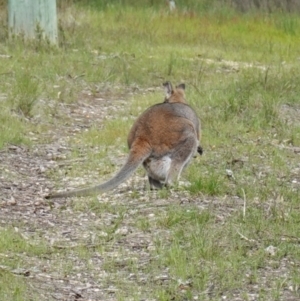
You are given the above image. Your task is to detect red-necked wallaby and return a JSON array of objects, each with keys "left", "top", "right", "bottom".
[{"left": 46, "top": 82, "right": 202, "bottom": 199}]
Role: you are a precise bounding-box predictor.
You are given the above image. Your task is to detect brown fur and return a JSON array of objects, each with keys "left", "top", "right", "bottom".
[
  {"left": 163, "top": 82, "right": 186, "bottom": 104},
  {"left": 46, "top": 82, "right": 202, "bottom": 199}
]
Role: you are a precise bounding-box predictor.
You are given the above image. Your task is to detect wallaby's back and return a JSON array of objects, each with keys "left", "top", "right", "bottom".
[{"left": 128, "top": 102, "right": 199, "bottom": 152}]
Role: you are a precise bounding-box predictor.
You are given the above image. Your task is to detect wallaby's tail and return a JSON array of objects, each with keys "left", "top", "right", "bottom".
[{"left": 45, "top": 144, "right": 151, "bottom": 199}]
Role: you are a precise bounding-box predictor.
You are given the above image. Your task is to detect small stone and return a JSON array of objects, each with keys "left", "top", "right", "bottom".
[
  {"left": 7, "top": 197, "right": 17, "bottom": 205},
  {"left": 226, "top": 169, "right": 235, "bottom": 179},
  {"left": 39, "top": 165, "right": 46, "bottom": 173},
  {"left": 98, "top": 231, "right": 108, "bottom": 237},
  {"left": 115, "top": 227, "right": 129, "bottom": 235},
  {"left": 265, "top": 245, "right": 277, "bottom": 256}
]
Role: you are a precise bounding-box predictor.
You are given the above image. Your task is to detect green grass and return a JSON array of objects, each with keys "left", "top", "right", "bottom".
[
  {"left": 0, "top": 271, "right": 29, "bottom": 301},
  {"left": 0, "top": 111, "right": 28, "bottom": 148},
  {"left": 0, "top": 227, "right": 50, "bottom": 301},
  {"left": 0, "top": 227, "right": 48, "bottom": 256},
  {"left": 148, "top": 202, "right": 300, "bottom": 300},
  {"left": 1, "top": 2, "right": 300, "bottom": 300}
]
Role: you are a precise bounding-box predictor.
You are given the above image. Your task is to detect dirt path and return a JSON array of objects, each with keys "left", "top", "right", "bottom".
[{"left": 0, "top": 89, "right": 138, "bottom": 300}]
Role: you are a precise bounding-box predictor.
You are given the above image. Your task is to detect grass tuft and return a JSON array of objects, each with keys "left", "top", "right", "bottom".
[{"left": 10, "top": 71, "right": 40, "bottom": 117}]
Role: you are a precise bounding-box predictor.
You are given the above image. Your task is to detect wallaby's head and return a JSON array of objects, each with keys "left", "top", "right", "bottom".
[{"left": 163, "top": 81, "right": 186, "bottom": 104}]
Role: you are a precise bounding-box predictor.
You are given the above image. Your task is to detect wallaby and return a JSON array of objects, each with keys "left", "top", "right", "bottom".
[{"left": 46, "top": 82, "right": 202, "bottom": 199}]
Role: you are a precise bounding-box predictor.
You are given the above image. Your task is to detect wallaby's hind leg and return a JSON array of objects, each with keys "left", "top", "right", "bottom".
[
  {"left": 143, "top": 156, "right": 171, "bottom": 189},
  {"left": 166, "top": 134, "right": 198, "bottom": 186}
]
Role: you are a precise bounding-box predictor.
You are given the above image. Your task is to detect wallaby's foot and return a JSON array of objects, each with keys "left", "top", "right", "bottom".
[
  {"left": 148, "top": 177, "right": 164, "bottom": 190},
  {"left": 197, "top": 145, "right": 203, "bottom": 156}
]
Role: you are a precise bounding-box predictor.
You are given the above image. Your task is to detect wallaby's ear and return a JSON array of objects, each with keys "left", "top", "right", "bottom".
[
  {"left": 176, "top": 83, "right": 185, "bottom": 90},
  {"left": 163, "top": 81, "right": 173, "bottom": 99}
]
